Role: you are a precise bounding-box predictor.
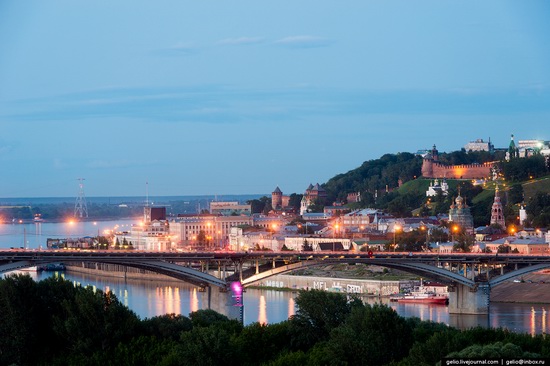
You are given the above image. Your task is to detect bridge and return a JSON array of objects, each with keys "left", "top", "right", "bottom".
[{"left": 2, "top": 249, "right": 550, "bottom": 315}]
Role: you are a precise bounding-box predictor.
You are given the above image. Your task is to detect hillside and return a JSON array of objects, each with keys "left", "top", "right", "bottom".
[{"left": 523, "top": 176, "right": 550, "bottom": 201}]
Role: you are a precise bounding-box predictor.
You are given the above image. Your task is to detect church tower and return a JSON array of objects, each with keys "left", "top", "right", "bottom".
[
  {"left": 490, "top": 186, "right": 506, "bottom": 228},
  {"left": 507, "top": 134, "right": 519, "bottom": 161}
]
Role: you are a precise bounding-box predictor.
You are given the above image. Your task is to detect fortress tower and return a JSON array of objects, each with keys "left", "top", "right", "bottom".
[
  {"left": 490, "top": 186, "right": 506, "bottom": 228},
  {"left": 271, "top": 186, "right": 283, "bottom": 210}
]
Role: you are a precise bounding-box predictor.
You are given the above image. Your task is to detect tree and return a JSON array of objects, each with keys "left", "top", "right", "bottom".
[
  {"left": 453, "top": 233, "right": 475, "bottom": 252},
  {"left": 289, "top": 290, "right": 353, "bottom": 348},
  {"left": 197, "top": 230, "right": 207, "bottom": 245},
  {"left": 302, "top": 239, "right": 313, "bottom": 252},
  {"left": 320, "top": 304, "right": 413, "bottom": 365}
]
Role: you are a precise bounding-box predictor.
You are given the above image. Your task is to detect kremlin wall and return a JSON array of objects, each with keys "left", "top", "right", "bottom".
[{"left": 421, "top": 145, "right": 495, "bottom": 179}]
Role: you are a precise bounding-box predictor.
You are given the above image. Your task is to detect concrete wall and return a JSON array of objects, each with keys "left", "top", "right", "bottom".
[{"left": 254, "top": 274, "right": 400, "bottom": 296}]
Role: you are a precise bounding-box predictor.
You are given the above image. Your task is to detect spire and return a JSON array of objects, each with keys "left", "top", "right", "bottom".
[{"left": 490, "top": 184, "right": 506, "bottom": 228}]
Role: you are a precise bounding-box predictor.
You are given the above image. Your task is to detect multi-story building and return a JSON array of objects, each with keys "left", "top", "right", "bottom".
[
  {"left": 169, "top": 214, "right": 287, "bottom": 249},
  {"left": 464, "top": 138, "right": 494, "bottom": 152},
  {"left": 115, "top": 206, "right": 172, "bottom": 251},
  {"left": 210, "top": 201, "right": 251, "bottom": 216}
]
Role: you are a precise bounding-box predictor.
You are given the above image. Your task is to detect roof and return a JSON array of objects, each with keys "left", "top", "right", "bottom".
[{"left": 272, "top": 186, "right": 282, "bottom": 193}]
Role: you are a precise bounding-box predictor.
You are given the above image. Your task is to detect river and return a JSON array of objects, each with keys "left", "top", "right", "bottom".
[{"left": 2, "top": 219, "right": 550, "bottom": 334}]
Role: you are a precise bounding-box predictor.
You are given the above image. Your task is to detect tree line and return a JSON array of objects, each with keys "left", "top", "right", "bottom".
[{"left": 1, "top": 274, "right": 548, "bottom": 365}]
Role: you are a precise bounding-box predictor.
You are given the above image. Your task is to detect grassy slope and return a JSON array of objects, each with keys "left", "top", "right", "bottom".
[
  {"left": 522, "top": 176, "right": 550, "bottom": 201},
  {"left": 398, "top": 175, "right": 550, "bottom": 208}
]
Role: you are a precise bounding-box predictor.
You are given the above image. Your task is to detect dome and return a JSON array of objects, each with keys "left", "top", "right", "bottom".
[{"left": 455, "top": 195, "right": 464, "bottom": 205}]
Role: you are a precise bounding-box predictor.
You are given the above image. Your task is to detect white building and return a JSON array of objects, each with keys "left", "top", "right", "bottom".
[
  {"left": 426, "top": 178, "right": 449, "bottom": 197},
  {"left": 464, "top": 138, "right": 494, "bottom": 152}
]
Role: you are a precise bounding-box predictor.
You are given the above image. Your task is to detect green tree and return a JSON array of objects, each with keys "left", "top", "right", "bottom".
[
  {"left": 289, "top": 290, "right": 354, "bottom": 349},
  {"left": 321, "top": 304, "right": 413, "bottom": 365}
]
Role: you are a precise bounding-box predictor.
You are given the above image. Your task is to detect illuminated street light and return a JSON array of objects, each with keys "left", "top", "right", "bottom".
[
  {"left": 393, "top": 224, "right": 401, "bottom": 252},
  {"left": 451, "top": 225, "right": 459, "bottom": 243}
]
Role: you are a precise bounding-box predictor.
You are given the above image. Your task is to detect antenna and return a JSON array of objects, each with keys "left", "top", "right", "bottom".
[{"left": 74, "top": 178, "right": 88, "bottom": 218}]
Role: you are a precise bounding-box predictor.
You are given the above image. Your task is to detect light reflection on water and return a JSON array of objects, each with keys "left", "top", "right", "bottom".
[{"left": 4, "top": 270, "right": 550, "bottom": 334}]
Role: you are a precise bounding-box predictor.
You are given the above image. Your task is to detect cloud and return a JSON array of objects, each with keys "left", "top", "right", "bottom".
[
  {"left": 2, "top": 85, "right": 550, "bottom": 127},
  {"left": 218, "top": 37, "right": 264, "bottom": 46},
  {"left": 274, "top": 35, "right": 333, "bottom": 49},
  {"left": 153, "top": 42, "right": 198, "bottom": 57}
]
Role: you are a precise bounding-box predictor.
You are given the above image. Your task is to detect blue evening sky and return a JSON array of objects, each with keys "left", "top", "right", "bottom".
[{"left": 0, "top": 1, "right": 549, "bottom": 198}]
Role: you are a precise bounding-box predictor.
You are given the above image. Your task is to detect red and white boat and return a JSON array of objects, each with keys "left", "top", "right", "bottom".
[{"left": 390, "top": 280, "right": 449, "bottom": 305}]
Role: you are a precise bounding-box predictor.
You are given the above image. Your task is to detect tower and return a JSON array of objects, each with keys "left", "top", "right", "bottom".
[
  {"left": 74, "top": 178, "right": 88, "bottom": 218},
  {"left": 271, "top": 186, "right": 283, "bottom": 210},
  {"left": 421, "top": 144, "right": 438, "bottom": 177},
  {"left": 490, "top": 186, "right": 506, "bottom": 228},
  {"left": 507, "top": 134, "right": 519, "bottom": 161}
]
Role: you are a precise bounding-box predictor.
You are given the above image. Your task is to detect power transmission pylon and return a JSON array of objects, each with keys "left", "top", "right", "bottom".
[{"left": 74, "top": 178, "right": 88, "bottom": 218}]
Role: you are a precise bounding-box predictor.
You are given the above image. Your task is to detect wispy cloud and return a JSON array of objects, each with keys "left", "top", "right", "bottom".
[
  {"left": 2, "top": 85, "right": 550, "bottom": 126},
  {"left": 218, "top": 37, "right": 264, "bottom": 46},
  {"left": 274, "top": 35, "right": 333, "bottom": 49},
  {"left": 153, "top": 42, "right": 198, "bottom": 57}
]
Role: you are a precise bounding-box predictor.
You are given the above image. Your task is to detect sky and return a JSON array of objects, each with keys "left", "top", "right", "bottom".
[{"left": 0, "top": 1, "right": 549, "bottom": 198}]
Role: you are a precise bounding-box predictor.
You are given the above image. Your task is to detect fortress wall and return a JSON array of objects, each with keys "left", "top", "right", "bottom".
[
  {"left": 432, "top": 163, "right": 492, "bottom": 179},
  {"left": 422, "top": 160, "right": 494, "bottom": 179}
]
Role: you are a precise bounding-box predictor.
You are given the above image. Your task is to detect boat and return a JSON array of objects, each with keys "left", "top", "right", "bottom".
[
  {"left": 390, "top": 291, "right": 448, "bottom": 305},
  {"left": 390, "top": 280, "right": 449, "bottom": 305}
]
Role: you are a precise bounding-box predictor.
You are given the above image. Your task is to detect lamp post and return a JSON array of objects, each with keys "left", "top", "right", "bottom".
[
  {"left": 271, "top": 223, "right": 278, "bottom": 251},
  {"left": 393, "top": 224, "right": 401, "bottom": 252},
  {"left": 452, "top": 225, "right": 459, "bottom": 243}
]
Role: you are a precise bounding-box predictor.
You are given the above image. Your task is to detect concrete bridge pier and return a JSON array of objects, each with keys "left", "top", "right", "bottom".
[{"left": 448, "top": 283, "right": 490, "bottom": 315}]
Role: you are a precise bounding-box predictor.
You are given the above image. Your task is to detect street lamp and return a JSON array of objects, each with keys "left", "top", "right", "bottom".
[
  {"left": 271, "top": 223, "right": 278, "bottom": 251},
  {"left": 452, "top": 225, "right": 459, "bottom": 243},
  {"left": 393, "top": 224, "right": 401, "bottom": 252}
]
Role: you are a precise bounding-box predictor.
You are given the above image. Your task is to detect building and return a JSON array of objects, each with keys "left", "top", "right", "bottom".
[
  {"left": 283, "top": 236, "right": 352, "bottom": 252},
  {"left": 448, "top": 194, "right": 474, "bottom": 235},
  {"left": 422, "top": 144, "right": 495, "bottom": 179},
  {"left": 271, "top": 186, "right": 292, "bottom": 211},
  {"left": 170, "top": 214, "right": 287, "bottom": 249},
  {"left": 484, "top": 237, "right": 548, "bottom": 255},
  {"left": 116, "top": 206, "right": 172, "bottom": 251},
  {"left": 490, "top": 187, "right": 506, "bottom": 228},
  {"left": 426, "top": 178, "right": 449, "bottom": 197},
  {"left": 210, "top": 201, "right": 251, "bottom": 216},
  {"left": 464, "top": 138, "right": 494, "bottom": 153},
  {"left": 347, "top": 192, "right": 361, "bottom": 203},
  {"left": 300, "top": 183, "right": 327, "bottom": 215}
]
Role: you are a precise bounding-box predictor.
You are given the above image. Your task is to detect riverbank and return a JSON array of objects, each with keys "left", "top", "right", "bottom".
[{"left": 491, "top": 272, "right": 550, "bottom": 304}]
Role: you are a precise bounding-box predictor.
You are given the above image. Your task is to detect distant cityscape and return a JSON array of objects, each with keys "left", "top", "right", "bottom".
[{"left": 41, "top": 134, "right": 550, "bottom": 257}]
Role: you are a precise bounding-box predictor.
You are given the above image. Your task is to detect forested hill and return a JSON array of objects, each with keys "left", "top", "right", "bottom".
[
  {"left": 322, "top": 149, "right": 507, "bottom": 205},
  {"left": 323, "top": 152, "right": 422, "bottom": 204}
]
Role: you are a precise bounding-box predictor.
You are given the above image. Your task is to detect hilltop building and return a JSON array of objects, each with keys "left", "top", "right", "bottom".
[
  {"left": 464, "top": 138, "right": 494, "bottom": 153},
  {"left": 426, "top": 178, "right": 449, "bottom": 197},
  {"left": 422, "top": 144, "right": 494, "bottom": 179}
]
